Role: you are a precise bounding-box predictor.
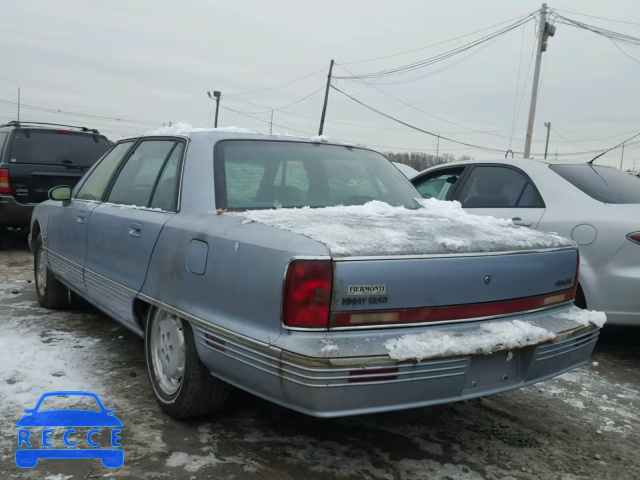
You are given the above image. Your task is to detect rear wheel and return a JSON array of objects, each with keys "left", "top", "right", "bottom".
[
  {"left": 33, "top": 234, "right": 69, "bottom": 309},
  {"left": 145, "top": 307, "right": 230, "bottom": 418},
  {"left": 574, "top": 284, "right": 587, "bottom": 309}
]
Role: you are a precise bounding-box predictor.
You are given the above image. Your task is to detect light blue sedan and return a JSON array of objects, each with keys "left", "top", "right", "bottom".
[{"left": 30, "top": 128, "right": 603, "bottom": 418}]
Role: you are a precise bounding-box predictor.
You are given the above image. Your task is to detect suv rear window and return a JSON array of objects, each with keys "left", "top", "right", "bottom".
[
  {"left": 9, "top": 129, "right": 111, "bottom": 166},
  {"left": 215, "top": 140, "right": 419, "bottom": 210},
  {"left": 550, "top": 164, "right": 640, "bottom": 204}
]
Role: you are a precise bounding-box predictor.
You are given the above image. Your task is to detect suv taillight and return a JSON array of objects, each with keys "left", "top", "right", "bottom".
[
  {"left": 0, "top": 169, "right": 10, "bottom": 194},
  {"left": 283, "top": 260, "right": 332, "bottom": 328},
  {"left": 628, "top": 232, "right": 640, "bottom": 245}
]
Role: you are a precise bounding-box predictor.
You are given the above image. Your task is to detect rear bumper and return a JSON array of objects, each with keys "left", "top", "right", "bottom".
[
  {"left": 0, "top": 194, "right": 34, "bottom": 228},
  {"left": 192, "top": 306, "right": 600, "bottom": 418}
]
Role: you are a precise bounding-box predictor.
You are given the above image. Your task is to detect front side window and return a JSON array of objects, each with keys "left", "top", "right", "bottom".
[
  {"left": 550, "top": 164, "right": 640, "bottom": 204},
  {"left": 76, "top": 142, "right": 134, "bottom": 201},
  {"left": 107, "top": 140, "right": 177, "bottom": 207},
  {"left": 457, "top": 166, "right": 543, "bottom": 208},
  {"left": 413, "top": 168, "right": 464, "bottom": 200},
  {"left": 215, "top": 141, "right": 419, "bottom": 210}
]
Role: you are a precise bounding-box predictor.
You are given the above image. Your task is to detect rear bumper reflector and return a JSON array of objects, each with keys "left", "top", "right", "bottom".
[{"left": 330, "top": 289, "right": 575, "bottom": 328}]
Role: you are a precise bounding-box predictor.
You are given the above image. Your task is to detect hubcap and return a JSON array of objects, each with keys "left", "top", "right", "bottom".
[
  {"left": 150, "top": 310, "right": 186, "bottom": 396},
  {"left": 36, "top": 249, "right": 47, "bottom": 297}
]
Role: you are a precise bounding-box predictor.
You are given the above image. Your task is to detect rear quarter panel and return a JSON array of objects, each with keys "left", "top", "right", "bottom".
[{"left": 140, "top": 213, "right": 329, "bottom": 343}]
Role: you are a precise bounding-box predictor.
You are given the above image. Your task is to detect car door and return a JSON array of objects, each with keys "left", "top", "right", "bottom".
[
  {"left": 452, "top": 165, "right": 546, "bottom": 228},
  {"left": 411, "top": 166, "right": 467, "bottom": 200},
  {"left": 46, "top": 142, "right": 135, "bottom": 294},
  {"left": 84, "top": 139, "right": 184, "bottom": 331}
]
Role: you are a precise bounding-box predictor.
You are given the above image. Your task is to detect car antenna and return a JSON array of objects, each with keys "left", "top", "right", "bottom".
[{"left": 588, "top": 130, "right": 640, "bottom": 165}]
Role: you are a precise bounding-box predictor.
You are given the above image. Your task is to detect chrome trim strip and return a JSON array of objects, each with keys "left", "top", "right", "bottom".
[
  {"left": 85, "top": 268, "right": 138, "bottom": 297},
  {"left": 137, "top": 293, "right": 272, "bottom": 351},
  {"left": 197, "top": 338, "right": 466, "bottom": 388},
  {"left": 45, "top": 248, "right": 84, "bottom": 271},
  {"left": 536, "top": 330, "right": 599, "bottom": 355},
  {"left": 276, "top": 302, "right": 576, "bottom": 332},
  {"left": 194, "top": 329, "right": 466, "bottom": 380},
  {"left": 535, "top": 338, "right": 598, "bottom": 362},
  {"left": 332, "top": 246, "right": 577, "bottom": 262}
]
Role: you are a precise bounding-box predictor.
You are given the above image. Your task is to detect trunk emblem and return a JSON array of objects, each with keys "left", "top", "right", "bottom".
[{"left": 484, "top": 275, "right": 491, "bottom": 285}]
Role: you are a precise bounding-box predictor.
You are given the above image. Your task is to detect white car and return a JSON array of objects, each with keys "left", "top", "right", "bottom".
[
  {"left": 392, "top": 162, "right": 419, "bottom": 179},
  {"left": 411, "top": 159, "right": 640, "bottom": 326}
]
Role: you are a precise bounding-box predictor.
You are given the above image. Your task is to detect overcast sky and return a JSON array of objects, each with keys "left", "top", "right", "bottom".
[{"left": 1, "top": 0, "right": 639, "bottom": 169}]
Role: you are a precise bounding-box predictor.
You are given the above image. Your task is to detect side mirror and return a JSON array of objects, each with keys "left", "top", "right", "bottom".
[
  {"left": 49, "top": 185, "right": 72, "bottom": 202},
  {"left": 446, "top": 176, "right": 458, "bottom": 184}
]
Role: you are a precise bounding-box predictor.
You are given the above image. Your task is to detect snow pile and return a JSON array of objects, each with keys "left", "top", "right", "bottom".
[
  {"left": 556, "top": 309, "right": 607, "bottom": 328},
  {"left": 319, "top": 340, "right": 338, "bottom": 353},
  {"left": 384, "top": 320, "right": 556, "bottom": 361},
  {"left": 146, "top": 122, "right": 255, "bottom": 137},
  {"left": 236, "top": 199, "right": 573, "bottom": 256},
  {"left": 309, "top": 134, "right": 330, "bottom": 143}
]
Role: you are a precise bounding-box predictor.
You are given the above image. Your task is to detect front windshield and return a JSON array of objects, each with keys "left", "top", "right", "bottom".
[{"left": 214, "top": 140, "right": 420, "bottom": 210}]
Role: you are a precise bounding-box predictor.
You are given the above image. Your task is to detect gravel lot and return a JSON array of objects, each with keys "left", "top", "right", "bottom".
[{"left": 0, "top": 239, "right": 638, "bottom": 480}]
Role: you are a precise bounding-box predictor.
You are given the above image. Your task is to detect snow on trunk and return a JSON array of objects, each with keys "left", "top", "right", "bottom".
[{"left": 236, "top": 199, "right": 574, "bottom": 257}]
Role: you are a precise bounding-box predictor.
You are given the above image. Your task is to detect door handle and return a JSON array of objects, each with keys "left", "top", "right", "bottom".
[
  {"left": 512, "top": 217, "right": 532, "bottom": 227},
  {"left": 129, "top": 222, "right": 142, "bottom": 237},
  {"left": 76, "top": 215, "right": 85, "bottom": 224}
]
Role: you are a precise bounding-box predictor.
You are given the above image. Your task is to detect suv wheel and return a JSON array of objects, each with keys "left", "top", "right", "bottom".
[
  {"left": 33, "top": 234, "right": 70, "bottom": 309},
  {"left": 145, "top": 307, "right": 230, "bottom": 418}
]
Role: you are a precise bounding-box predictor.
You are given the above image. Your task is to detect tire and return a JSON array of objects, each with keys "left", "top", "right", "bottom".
[
  {"left": 574, "top": 284, "right": 587, "bottom": 310},
  {"left": 33, "top": 234, "right": 70, "bottom": 309},
  {"left": 145, "top": 307, "right": 230, "bottom": 419}
]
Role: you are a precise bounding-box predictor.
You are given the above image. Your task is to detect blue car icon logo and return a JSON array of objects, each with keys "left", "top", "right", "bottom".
[{"left": 16, "top": 391, "right": 123, "bottom": 468}]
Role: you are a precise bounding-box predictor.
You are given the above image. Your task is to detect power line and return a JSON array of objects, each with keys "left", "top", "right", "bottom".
[
  {"left": 552, "top": 12, "right": 640, "bottom": 47},
  {"left": 223, "top": 86, "right": 325, "bottom": 114},
  {"left": 336, "top": 64, "right": 528, "bottom": 140},
  {"left": 220, "top": 105, "right": 315, "bottom": 136},
  {"left": 224, "top": 67, "right": 328, "bottom": 97},
  {"left": 589, "top": 130, "right": 640, "bottom": 164},
  {"left": 341, "top": 11, "right": 538, "bottom": 65},
  {"left": 334, "top": 13, "right": 536, "bottom": 80},
  {"left": 0, "top": 98, "right": 166, "bottom": 127},
  {"left": 553, "top": 9, "right": 640, "bottom": 27}
]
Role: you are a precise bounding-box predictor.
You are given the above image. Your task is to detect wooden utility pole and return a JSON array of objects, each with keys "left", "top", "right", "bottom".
[
  {"left": 270, "top": 110, "right": 274, "bottom": 134},
  {"left": 17, "top": 87, "right": 20, "bottom": 122},
  {"left": 524, "top": 4, "right": 555, "bottom": 158},
  {"left": 318, "top": 59, "right": 334, "bottom": 135},
  {"left": 620, "top": 142, "right": 625, "bottom": 171}
]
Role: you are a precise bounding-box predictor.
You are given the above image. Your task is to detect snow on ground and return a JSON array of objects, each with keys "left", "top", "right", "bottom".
[
  {"left": 236, "top": 199, "right": 573, "bottom": 257},
  {"left": 384, "top": 320, "right": 556, "bottom": 361}
]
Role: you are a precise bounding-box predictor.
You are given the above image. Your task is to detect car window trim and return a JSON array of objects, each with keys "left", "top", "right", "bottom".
[
  {"left": 148, "top": 141, "right": 186, "bottom": 212},
  {"left": 73, "top": 140, "right": 138, "bottom": 200},
  {"left": 103, "top": 136, "right": 185, "bottom": 209},
  {"left": 412, "top": 166, "right": 469, "bottom": 201},
  {"left": 452, "top": 163, "right": 546, "bottom": 209}
]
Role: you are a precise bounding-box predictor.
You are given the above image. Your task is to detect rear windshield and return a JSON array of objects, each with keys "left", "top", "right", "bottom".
[
  {"left": 9, "top": 129, "right": 112, "bottom": 166},
  {"left": 550, "top": 164, "right": 640, "bottom": 204},
  {"left": 214, "top": 140, "right": 420, "bottom": 210}
]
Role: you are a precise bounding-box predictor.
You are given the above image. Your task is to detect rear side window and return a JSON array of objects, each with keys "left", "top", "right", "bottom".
[
  {"left": 107, "top": 140, "right": 177, "bottom": 207},
  {"left": 550, "top": 164, "right": 640, "bottom": 204},
  {"left": 150, "top": 144, "right": 184, "bottom": 211},
  {"left": 215, "top": 140, "right": 419, "bottom": 210},
  {"left": 9, "top": 130, "right": 111, "bottom": 166},
  {"left": 76, "top": 142, "right": 134, "bottom": 201},
  {"left": 457, "top": 166, "right": 544, "bottom": 208}
]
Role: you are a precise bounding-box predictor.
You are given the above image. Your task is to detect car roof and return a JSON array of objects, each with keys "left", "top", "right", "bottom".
[
  {"left": 0, "top": 121, "right": 102, "bottom": 135},
  {"left": 416, "top": 157, "right": 592, "bottom": 174}
]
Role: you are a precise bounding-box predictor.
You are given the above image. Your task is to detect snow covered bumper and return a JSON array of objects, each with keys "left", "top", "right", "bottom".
[{"left": 192, "top": 305, "right": 602, "bottom": 418}]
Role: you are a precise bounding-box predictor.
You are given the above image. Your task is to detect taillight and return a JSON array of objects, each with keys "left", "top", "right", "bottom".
[
  {"left": 628, "top": 232, "right": 640, "bottom": 245},
  {"left": 0, "top": 169, "right": 10, "bottom": 194},
  {"left": 283, "top": 260, "right": 332, "bottom": 328}
]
